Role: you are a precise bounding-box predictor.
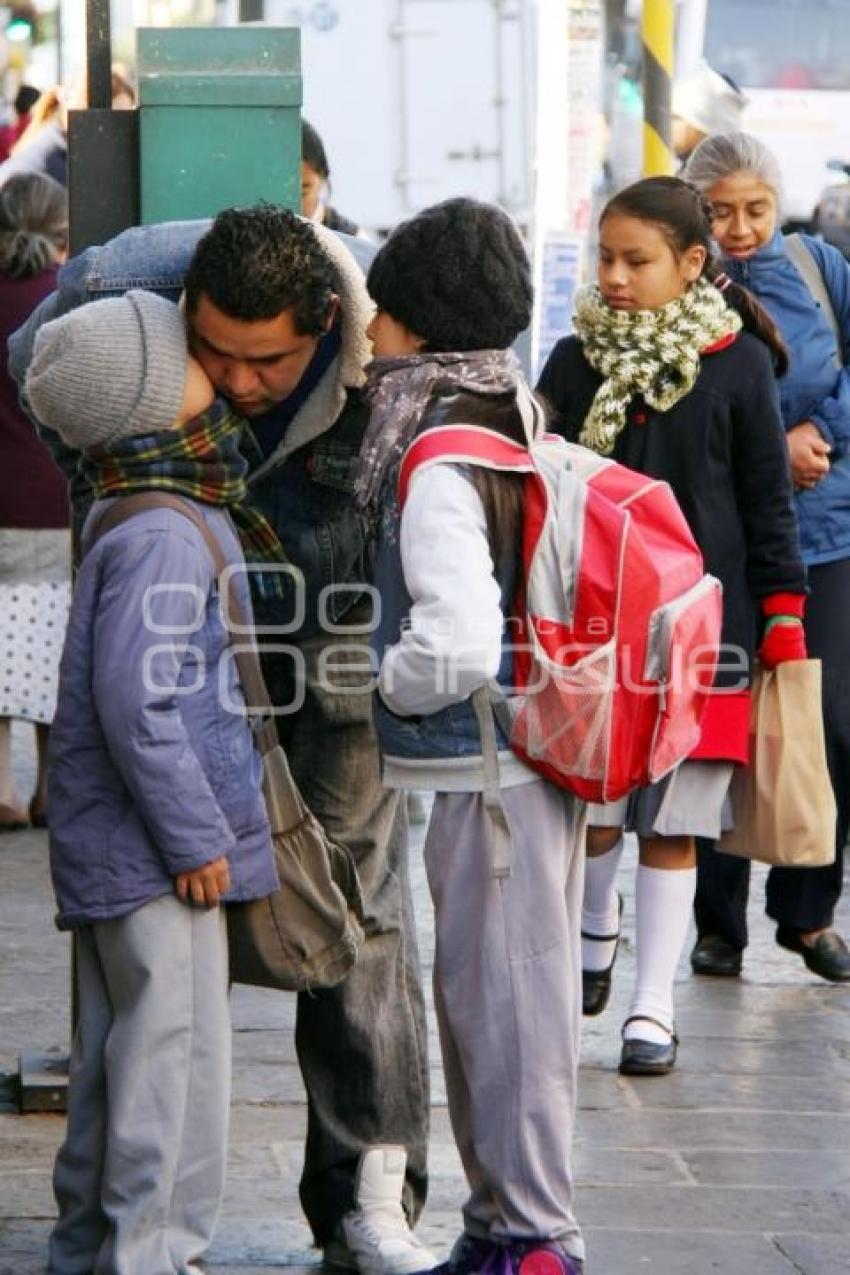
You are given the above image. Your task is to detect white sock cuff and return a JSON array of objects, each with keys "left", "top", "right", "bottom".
[{"left": 583, "top": 834, "right": 625, "bottom": 921}]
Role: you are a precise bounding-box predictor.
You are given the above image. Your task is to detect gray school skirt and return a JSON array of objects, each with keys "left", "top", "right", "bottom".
[{"left": 587, "top": 760, "right": 735, "bottom": 840}]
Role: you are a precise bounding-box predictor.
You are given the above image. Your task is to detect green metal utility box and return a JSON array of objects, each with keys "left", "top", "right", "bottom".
[{"left": 137, "top": 26, "right": 301, "bottom": 224}]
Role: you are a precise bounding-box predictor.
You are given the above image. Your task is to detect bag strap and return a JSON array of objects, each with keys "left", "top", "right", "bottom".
[
  {"left": 89, "top": 492, "right": 279, "bottom": 756},
  {"left": 471, "top": 683, "right": 514, "bottom": 879},
  {"left": 784, "top": 234, "right": 843, "bottom": 368}
]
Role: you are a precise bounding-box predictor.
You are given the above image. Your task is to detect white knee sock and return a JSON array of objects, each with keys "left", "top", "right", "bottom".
[
  {"left": 581, "top": 835, "right": 624, "bottom": 972},
  {"left": 624, "top": 863, "right": 696, "bottom": 1044}
]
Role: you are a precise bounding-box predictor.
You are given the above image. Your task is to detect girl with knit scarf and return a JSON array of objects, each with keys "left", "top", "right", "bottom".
[{"left": 537, "top": 177, "right": 807, "bottom": 1077}]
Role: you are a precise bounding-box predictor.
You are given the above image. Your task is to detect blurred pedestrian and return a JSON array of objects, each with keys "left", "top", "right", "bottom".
[
  {"left": 360, "top": 197, "right": 586, "bottom": 1275},
  {"left": 537, "top": 177, "right": 806, "bottom": 1074},
  {"left": 301, "top": 117, "right": 365, "bottom": 237},
  {"left": 671, "top": 61, "right": 746, "bottom": 166},
  {"left": 25, "top": 290, "right": 278, "bottom": 1275},
  {"left": 0, "top": 83, "right": 69, "bottom": 186},
  {"left": 685, "top": 132, "right": 850, "bottom": 983},
  {"left": 0, "top": 84, "right": 40, "bottom": 162},
  {"left": 0, "top": 67, "right": 136, "bottom": 189},
  {"left": 108, "top": 64, "right": 136, "bottom": 111},
  {"left": 0, "top": 172, "right": 70, "bottom": 830}
]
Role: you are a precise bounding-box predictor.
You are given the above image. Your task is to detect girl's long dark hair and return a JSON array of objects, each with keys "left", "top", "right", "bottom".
[
  {"left": 467, "top": 467, "right": 525, "bottom": 571},
  {"left": 601, "top": 176, "right": 789, "bottom": 376}
]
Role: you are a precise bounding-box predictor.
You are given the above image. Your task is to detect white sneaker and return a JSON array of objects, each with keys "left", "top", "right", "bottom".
[{"left": 324, "top": 1145, "right": 437, "bottom": 1275}]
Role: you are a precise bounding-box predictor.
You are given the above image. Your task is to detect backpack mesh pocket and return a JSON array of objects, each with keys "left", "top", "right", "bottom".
[{"left": 511, "top": 640, "right": 616, "bottom": 781}]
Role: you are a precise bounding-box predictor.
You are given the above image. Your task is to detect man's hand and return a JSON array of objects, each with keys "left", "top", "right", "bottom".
[
  {"left": 787, "top": 421, "right": 831, "bottom": 491},
  {"left": 175, "top": 856, "right": 231, "bottom": 907}
]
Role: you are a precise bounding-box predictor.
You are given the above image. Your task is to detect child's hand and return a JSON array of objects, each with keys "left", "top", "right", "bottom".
[{"left": 175, "top": 856, "right": 231, "bottom": 907}]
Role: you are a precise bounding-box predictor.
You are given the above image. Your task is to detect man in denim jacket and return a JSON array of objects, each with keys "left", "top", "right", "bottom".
[{"left": 9, "top": 206, "right": 432, "bottom": 1275}]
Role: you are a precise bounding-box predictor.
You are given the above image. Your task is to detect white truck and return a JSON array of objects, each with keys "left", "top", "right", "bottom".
[{"left": 239, "top": 0, "right": 539, "bottom": 236}]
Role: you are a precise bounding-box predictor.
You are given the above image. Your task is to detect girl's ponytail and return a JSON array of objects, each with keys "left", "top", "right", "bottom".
[{"left": 705, "top": 260, "right": 789, "bottom": 376}]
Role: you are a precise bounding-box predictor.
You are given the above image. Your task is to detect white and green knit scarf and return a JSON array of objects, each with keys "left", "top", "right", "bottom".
[{"left": 572, "top": 278, "right": 742, "bottom": 456}]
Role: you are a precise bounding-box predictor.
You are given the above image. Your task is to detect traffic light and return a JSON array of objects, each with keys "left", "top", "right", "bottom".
[{"left": 4, "top": 3, "right": 38, "bottom": 44}]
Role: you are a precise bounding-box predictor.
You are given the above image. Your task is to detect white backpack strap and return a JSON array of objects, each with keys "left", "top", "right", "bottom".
[
  {"left": 471, "top": 684, "right": 513, "bottom": 878},
  {"left": 516, "top": 382, "right": 547, "bottom": 445},
  {"left": 785, "top": 233, "right": 843, "bottom": 367}
]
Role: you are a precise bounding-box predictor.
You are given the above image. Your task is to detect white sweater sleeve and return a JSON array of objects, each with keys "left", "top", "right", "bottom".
[{"left": 378, "top": 463, "right": 506, "bottom": 717}]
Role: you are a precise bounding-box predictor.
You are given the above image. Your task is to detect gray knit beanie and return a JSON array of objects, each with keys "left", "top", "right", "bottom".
[{"left": 26, "top": 289, "right": 188, "bottom": 449}]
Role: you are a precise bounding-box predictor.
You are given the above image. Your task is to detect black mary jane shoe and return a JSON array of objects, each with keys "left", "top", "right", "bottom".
[
  {"left": 690, "top": 934, "right": 743, "bottom": 977},
  {"left": 776, "top": 925, "right": 850, "bottom": 983},
  {"left": 618, "top": 1015, "right": 678, "bottom": 1076},
  {"left": 581, "top": 893, "right": 623, "bottom": 1017}
]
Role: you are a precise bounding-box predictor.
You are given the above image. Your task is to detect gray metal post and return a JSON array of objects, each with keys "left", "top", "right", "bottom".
[{"left": 86, "top": 0, "right": 111, "bottom": 108}]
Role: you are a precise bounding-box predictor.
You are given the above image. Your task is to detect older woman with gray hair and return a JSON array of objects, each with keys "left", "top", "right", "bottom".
[
  {"left": 684, "top": 131, "right": 850, "bottom": 983},
  {"left": 0, "top": 171, "right": 70, "bottom": 829}
]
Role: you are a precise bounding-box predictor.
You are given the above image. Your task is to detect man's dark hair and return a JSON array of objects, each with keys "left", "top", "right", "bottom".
[{"left": 184, "top": 204, "right": 338, "bottom": 335}]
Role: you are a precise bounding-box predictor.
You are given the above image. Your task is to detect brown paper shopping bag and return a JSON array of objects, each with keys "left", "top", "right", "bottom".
[{"left": 719, "top": 660, "right": 836, "bottom": 867}]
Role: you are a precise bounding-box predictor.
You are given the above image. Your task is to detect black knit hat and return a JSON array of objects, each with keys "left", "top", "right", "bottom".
[{"left": 367, "top": 197, "right": 532, "bottom": 351}]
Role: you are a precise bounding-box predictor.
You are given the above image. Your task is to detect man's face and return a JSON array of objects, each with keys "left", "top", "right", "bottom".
[{"left": 188, "top": 294, "right": 324, "bottom": 418}]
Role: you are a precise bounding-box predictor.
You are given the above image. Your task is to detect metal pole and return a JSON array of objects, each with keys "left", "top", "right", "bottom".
[
  {"left": 676, "top": 0, "right": 708, "bottom": 78},
  {"left": 642, "top": 0, "right": 674, "bottom": 176},
  {"left": 56, "top": 0, "right": 63, "bottom": 85},
  {"left": 86, "top": 0, "right": 111, "bottom": 109}
]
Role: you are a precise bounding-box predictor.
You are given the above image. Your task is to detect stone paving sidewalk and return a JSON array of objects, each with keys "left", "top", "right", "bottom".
[{"left": 2, "top": 723, "right": 849, "bottom": 1274}]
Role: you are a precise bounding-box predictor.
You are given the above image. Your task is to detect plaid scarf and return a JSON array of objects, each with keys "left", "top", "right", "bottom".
[
  {"left": 82, "top": 400, "right": 288, "bottom": 597},
  {"left": 573, "top": 278, "right": 742, "bottom": 456}
]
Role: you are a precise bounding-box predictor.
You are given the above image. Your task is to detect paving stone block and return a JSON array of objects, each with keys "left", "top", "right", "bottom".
[
  {"left": 575, "top": 1183, "right": 850, "bottom": 1234},
  {"left": 684, "top": 1148, "right": 850, "bottom": 1190},
  {"left": 582, "top": 1228, "right": 802, "bottom": 1274},
  {"left": 624, "top": 1069, "right": 850, "bottom": 1113},
  {"left": 575, "top": 1106, "right": 850, "bottom": 1154},
  {"left": 770, "top": 1232, "right": 850, "bottom": 1273}
]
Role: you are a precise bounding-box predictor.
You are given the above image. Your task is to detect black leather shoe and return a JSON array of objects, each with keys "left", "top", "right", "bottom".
[
  {"left": 619, "top": 1015, "right": 678, "bottom": 1076},
  {"left": 775, "top": 925, "right": 850, "bottom": 982},
  {"left": 690, "top": 934, "right": 743, "bottom": 977},
  {"left": 582, "top": 894, "right": 623, "bottom": 1017}
]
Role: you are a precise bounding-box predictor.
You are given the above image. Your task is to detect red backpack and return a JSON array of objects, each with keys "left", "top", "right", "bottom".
[{"left": 398, "top": 421, "right": 722, "bottom": 804}]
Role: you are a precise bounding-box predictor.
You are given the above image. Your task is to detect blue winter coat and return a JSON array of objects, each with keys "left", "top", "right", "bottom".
[
  {"left": 48, "top": 499, "right": 278, "bottom": 930},
  {"left": 724, "top": 231, "right": 850, "bottom": 566}
]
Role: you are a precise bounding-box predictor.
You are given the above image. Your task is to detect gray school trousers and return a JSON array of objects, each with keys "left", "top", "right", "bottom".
[
  {"left": 48, "top": 893, "right": 230, "bottom": 1275},
  {"left": 423, "top": 779, "right": 586, "bottom": 1263}
]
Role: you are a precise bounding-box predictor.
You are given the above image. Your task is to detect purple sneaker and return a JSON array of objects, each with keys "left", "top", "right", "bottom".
[
  {"left": 510, "top": 1242, "right": 584, "bottom": 1275},
  {"left": 433, "top": 1235, "right": 583, "bottom": 1275},
  {"left": 432, "top": 1235, "right": 500, "bottom": 1275}
]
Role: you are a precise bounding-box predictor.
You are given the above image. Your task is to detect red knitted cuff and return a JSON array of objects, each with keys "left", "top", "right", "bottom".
[{"left": 761, "top": 592, "right": 806, "bottom": 619}]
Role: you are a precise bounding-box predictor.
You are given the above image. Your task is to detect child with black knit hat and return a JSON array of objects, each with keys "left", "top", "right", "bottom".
[
  {"left": 26, "top": 290, "right": 279, "bottom": 1275},
  {"left": 356, "top": 198, "right": 586, "bottom": 1275}
]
